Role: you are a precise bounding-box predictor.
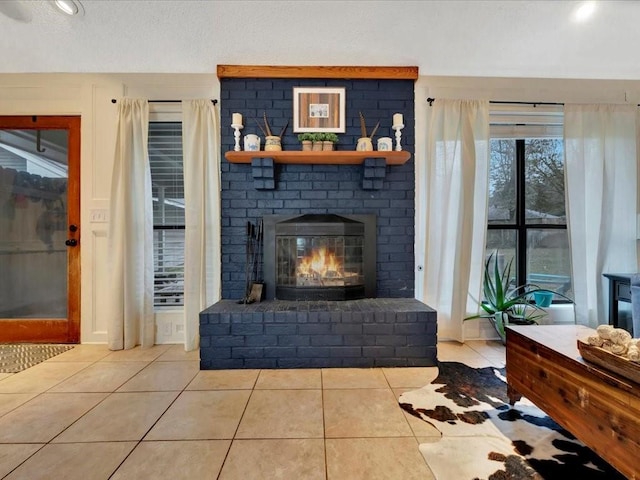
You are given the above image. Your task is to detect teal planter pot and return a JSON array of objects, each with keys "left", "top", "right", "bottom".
[{"left": 533, "top": 291, "right": 554, "bottom": 307}]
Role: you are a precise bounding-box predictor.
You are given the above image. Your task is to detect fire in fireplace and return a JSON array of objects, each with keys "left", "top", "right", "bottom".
[{"left": 263, "top": 214, "right": 376, "bottom": 301}]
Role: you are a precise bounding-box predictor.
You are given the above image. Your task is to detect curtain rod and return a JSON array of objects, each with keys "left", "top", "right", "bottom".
[
  {"left": 111, "top": 99, "right": 218, "bottom": 105},
  {"left": 426, "top": 98, "right": 563, "bottom": 107}
]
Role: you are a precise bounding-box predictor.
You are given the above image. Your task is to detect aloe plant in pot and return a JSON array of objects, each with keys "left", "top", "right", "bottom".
[{"left": 464, "top": 251, "right": 571, "bottom": 344}]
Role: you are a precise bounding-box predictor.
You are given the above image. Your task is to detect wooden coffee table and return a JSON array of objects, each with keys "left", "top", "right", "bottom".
[{"left": 506, "top": 324, "right": 640, "bottom": 479}]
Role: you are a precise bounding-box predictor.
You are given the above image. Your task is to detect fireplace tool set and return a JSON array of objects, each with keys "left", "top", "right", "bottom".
[{"left": 239, "top": 219, "right": 264, "bottom": 304}]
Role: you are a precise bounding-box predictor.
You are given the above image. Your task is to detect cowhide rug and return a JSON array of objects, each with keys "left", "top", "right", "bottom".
[{"left": 398, "top": 361, "right": 625, "bottom": 480}]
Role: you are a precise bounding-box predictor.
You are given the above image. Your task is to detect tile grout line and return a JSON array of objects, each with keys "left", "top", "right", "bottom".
[
  {"left": 321, "top": 369, "right": 328, "bottom": 480},
  {"left": 215, "top": 368, "right": 262, "bottom": 480}
]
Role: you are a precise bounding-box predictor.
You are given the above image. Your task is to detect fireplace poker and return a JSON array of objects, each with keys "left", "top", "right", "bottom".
[
  {"left": 239, "top": 221, "right": 254, "bottom": 304},
  {"left": 247, "top": 219, "right": 264, "bottom": 303}
]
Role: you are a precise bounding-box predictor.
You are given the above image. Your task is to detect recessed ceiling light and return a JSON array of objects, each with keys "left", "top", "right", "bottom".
[
  {"left": 53, "top": 0, "right": 84, "bottom": 16},
  {"left": 573, "top": 1, "right": 597, "bottom": 22}
]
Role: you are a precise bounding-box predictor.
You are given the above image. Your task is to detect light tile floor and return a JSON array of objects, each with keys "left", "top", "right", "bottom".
[{"left": 0, "top": 340, "right": 505, "bottom": 480}]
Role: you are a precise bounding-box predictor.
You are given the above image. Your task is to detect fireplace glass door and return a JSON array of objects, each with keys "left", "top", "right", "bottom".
[{"left": 277, "top": 233, "right": 364, "bottom": 300}]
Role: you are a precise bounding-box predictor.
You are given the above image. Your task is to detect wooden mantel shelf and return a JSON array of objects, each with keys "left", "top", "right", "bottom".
[{"left": 225, "top": 151, "right": 411, "bottom": 165}]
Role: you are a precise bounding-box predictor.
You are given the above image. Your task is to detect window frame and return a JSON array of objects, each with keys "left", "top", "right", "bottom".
[
  {"left": 488, "top": 104, "right": 570, "bottom": 304},
  {"left": 148, "top": 107, "right": 185, "bottom": 310}
]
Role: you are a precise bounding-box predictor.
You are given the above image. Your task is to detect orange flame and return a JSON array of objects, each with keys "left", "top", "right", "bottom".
[{"left": 297, "top": 247, "right": 342, "bottom": 279}]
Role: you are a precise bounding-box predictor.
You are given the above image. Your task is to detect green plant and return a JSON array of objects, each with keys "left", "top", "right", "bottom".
[
  {"left": 323, "top": 133, "right": 339, "bottom": 143},
  {"left": 464, "top": 250, "right": 571, "bottom": 343},
  {"left": 312, "top": 132, "right": 326, "bottom": 142},
  {"left": 297, "top": 133, "right": 314, "bottom": 142}
]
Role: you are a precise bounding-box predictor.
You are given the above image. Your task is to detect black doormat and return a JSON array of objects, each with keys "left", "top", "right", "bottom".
[{"left": 0, "top": 344, "right": 74, "bottom": 373}]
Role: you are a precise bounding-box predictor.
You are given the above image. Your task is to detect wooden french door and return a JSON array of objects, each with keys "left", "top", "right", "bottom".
[{"left": 0, "top": 116, "right": 80, "bottom": 343}]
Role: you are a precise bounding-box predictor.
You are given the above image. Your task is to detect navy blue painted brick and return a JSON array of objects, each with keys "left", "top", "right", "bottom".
[
  {"left": 377, "top": 335, "right": 407, "bottom": 346},
  {"left": 245, "top": 335, "right": 278, "bottom": 347},
  {"left": 232, "top": 347, "right": 264, "bottom": 359},
  {"left": 332, "top": 323, "right": 362, "bottom": 335},
  {"left": 244, "top": 358, "right": 277, "bottom": 369},
  {"left": 375, "top": 358, "right": 408, "bottom": 367},
  {"left": 329, "top": 346, "right": 361, "bottom": 358},
  {"left": 406, "top": 334, "right": 437, "bottom": 346},
  {"left": 264, "top": 347, "right": 297, "bottom": 358},
  {"left": 310, "top": 358, "right": 343, "bottom": 368},
  {"left": 265, "top": 324, "right": 297, "bottom": 335},
  {"left": 297, "top": 346, "right": 331, "bottom": 357},
  {"left": 363, "top": 324, "right": 393, "bottom": 335},
  {"left": 278, "top": 335, "right": 310, "bottom": 346},
  {"left": 298, "top": 324, "right": 332, "bottom": 335},
  {"left": 231, "top": 324, "right": 264, "bottom": 335},
  {"left": 363, "top": 346, "right": 395, "bottom": 358},
  {"left": 394, "top": 323, "right": 426, "bottom": 335},
  {"left": 310, "top": 335, "right": 343, "bottom": 346},
  {"left": 347, "top": 358, "right": 376, "bottom": 368},
  {"left": 201, "top": 347, "right": 231, "bottom": 359},
  {"left": 344, "top": 334, "right": 376, "bottom": 346},
  {"left": 210, "top": 336, "right": 245, "bottom": 347},
  {"left": 205, "top": 359, "right": 245, "bottom": 369},
  {"left": 278, "top": 358, "right": 314, "bottom": 368}
]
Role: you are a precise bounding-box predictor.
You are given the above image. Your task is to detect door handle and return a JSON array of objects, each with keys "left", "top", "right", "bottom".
[{"left": 65, "top": 239, "right": 78, "bottom": 247}]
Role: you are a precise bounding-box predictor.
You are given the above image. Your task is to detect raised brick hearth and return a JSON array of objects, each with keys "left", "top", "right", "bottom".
[{"left": 200, "top": 299, "right": 437, "bottom": 369}]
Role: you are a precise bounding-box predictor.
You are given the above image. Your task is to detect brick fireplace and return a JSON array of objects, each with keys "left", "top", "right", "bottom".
[{"left": 199, "top": 66, "right": 436, "bottom": 369}]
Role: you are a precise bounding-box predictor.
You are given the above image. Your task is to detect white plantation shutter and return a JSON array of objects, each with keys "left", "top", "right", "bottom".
[
  {"left": 490, "top": 103, "right": 563, "bottom": 138},
  {"left": 148, "top": 122, "right": 185, "bottom": 307}
]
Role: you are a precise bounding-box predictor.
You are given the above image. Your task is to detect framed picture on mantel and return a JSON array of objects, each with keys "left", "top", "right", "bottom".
[{"left": 293, "top": 87, "right": 346, "bottom": 133}]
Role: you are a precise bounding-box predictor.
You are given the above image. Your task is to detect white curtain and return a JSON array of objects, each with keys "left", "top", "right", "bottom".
[
  {"left": 417, "top": 100, "right": 490, "bottom": 342},
  {"left": 182, "top": 100, "right": 222, "bottom": 351},
  {"left": 564, "top": 104, "right": 637, "bottom": 327},
  {"left": 107, "top": 98, "right": 155, "bottom": 350}
]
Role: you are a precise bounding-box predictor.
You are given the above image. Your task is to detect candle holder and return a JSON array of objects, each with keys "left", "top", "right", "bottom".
[
  {"left": 232, "top": 124, "right": 243, "bottom": 151},
  {"left": 392, "top": 123, "right": 404, "bottom": 151}
]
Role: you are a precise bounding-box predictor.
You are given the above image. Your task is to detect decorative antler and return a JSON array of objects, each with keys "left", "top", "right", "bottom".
[
  {"left": 253, "top": 117, "right": 267, "bottom": 137},
  {"left": 369, "top": 121, "right": 380, "bottom": 139},
  {"left": 279, "top": 120, "right": 289, "bottom": 138},
  {"left": 359, "top": 111, "right": 367, "bottom": 138},
  {"left": 263, "top": 112, "right": 272, "bottom": 137}
]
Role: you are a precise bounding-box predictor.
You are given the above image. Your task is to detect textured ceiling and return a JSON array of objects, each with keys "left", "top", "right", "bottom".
[{"left": 1, "top": 0, "right": 639, "bottom": 79}]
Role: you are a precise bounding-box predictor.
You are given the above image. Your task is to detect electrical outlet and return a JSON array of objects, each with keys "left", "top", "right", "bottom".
[{"left": 175, "top": 324, "right": 184, "bottom": 333}]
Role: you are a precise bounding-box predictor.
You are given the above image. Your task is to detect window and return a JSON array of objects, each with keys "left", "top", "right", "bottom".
[
  {"left": 149, "top": 122, "right": 184, "bottom": 307},
  {"left": 487, "top": 105, "right": 572, "bottom": 302}
]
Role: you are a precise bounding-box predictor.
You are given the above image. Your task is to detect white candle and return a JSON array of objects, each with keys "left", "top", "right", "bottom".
[
  {"left": 232, "top": 112, "right": 243, "bottom": 126},
  {"left": 393, "top": 113, "right": 403, "bottom": 127}
]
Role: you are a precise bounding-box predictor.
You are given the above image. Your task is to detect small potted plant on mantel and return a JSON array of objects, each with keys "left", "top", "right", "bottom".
[
  {"left": 303, "top": 132, "right": 339, "bottom": 151},
  {"left": 322, "top": 133, "right": 339, "bottom": 151},
  {"left": 298, "top": 133, "right": 314, "bottom": 151}
]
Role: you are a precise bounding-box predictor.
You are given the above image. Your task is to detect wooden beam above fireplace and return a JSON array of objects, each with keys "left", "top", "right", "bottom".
[{"left": 217, "top": 65, "right": 419, "bottom": 80}]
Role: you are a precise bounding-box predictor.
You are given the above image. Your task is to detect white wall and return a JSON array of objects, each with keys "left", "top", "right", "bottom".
[
  {"left": 1, "top": 73, "right": 638, "bottom": 343},
  {"left": 0, "top": 73, "right": 219, "bottom": 344}
]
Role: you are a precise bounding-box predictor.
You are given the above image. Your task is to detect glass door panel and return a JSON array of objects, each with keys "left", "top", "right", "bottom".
[{"left": 0, "top": 117, "right": 80, "bottom": 343}]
